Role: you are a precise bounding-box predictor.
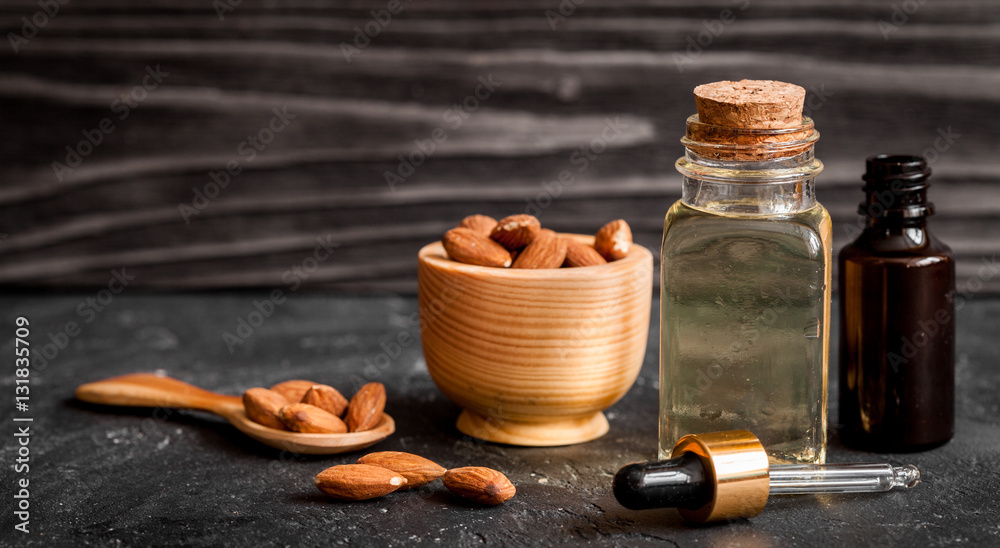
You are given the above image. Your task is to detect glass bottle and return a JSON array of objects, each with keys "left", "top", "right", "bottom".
[
  {"left": 838, "top": 155, "right": 955, "bottom": 452},
  {"left": 659, "top": 115, "right": 832, "bottom": 464}
]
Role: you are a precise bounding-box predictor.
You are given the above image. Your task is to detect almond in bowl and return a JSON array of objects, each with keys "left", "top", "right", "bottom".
[{"left": 417, "top": 216, "right": 653, "bottom": 446}]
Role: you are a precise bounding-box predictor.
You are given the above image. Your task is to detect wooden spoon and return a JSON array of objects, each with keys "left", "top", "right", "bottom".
[{"left": 75, "top": 373, "right": 394, "bottom": 455}]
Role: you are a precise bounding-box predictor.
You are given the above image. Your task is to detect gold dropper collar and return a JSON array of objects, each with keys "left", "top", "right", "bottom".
[{"left": 669, "top": 430, "right": 770, "bottom": 523}]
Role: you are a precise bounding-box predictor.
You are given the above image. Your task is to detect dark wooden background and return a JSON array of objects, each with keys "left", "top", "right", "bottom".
[{"left": 1, "top": 0, "right": 998, "bottom": 293}]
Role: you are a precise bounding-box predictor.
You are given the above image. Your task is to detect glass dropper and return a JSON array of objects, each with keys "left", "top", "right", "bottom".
[
  {"left": 614, "top": 430, "right": 920, "bottom": 523},
  {"left": 768, "top": 462, "right": 920, "bottom": 494}
]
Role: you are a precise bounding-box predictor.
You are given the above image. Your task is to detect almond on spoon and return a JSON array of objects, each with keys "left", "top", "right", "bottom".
[
  {"left": 302, "top": 384, "right": 349, "bottom": 417},
  {"left": 243, "top": 388, "right": 289, "bottom": 430},
  {"left": 346, "top": 382, "right": 387, "bottom": 432},
  {"left": 280, "top": 403, "right": 348, "bottom": 434},
  {"left": 270, "top": 379, "right": 317, "bottom": 403}
]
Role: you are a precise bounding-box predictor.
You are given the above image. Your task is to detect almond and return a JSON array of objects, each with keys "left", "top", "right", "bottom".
[
  {"left": 442, "top": 228, "right": 513, "bottom": 268},
  {"left": 279, "top": 403, "right": 348, "bottom": 433},
  {"left": 345, "top": 382, "right": 387, "bottom": 432},
  {"left": 594, "top": 219, "right": 632, "bottom": 261},
  {"left": 563, "top": 238, "right": 607, "bottom": 268},
  {"left": 357, "top": 451, "right": 447, "bottom": 489},
  {"left": 442, "top": 467, "right": 516, "bottom": 505},
  {"left": 490, "top": 214, "right": 541, "bottom": 251},
  {"left": 243, "top": 388, "right": 289, "bottom": 430},
  {"left": 458, "top": 214, "right": 498, "bottom": 237},
  {"left": 302, "top": 384, "right": 349, "bottom": 417},
  {"left": 270, "top": 379, "right": 317, "bottom": 403},
  {"left": 315, "top": 464, "right": 407, "bottom": 500},
  {"left": 512, "top": 229, "right": 567, "bottom": 269}
]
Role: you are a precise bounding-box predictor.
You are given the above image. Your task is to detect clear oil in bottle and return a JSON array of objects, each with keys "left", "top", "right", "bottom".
[{"left": 659, "top": 81, "right": 832, "bottom": 464}]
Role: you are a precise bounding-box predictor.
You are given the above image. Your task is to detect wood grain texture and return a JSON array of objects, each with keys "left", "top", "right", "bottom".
[
  {"left": 418, "top": 234, "right": 652, "bottom": 445},
  {"left": 1, "top": 1, "right": 998, "bottom": 291}
]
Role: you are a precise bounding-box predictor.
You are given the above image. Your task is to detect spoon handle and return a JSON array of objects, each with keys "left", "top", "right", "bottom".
[{"left": 75, "top": 373, "right": 242, "bottom": 415}]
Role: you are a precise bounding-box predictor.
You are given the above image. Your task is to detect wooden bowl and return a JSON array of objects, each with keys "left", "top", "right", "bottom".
[{"left": 417, "top": 234, "right": 652, "bottom": 446}]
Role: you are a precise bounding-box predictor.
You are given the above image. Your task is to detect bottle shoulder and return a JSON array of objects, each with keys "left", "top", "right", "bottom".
[
  {"left": 663, "top": 200, "right": 831, "bottom": 261},
  {"left": 665, "top": 200, "right": 830, "bottom": 228},
  {"left": 839, "top": 225, "right": 953, "bottom": 263}
]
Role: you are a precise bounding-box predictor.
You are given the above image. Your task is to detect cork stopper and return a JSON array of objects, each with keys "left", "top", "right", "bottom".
[
  {"left": 694, "top": 80, "right": 805, "bottom": 129},
  {"left": 685, "top": 80, "right": 814, "bottom": 160}
]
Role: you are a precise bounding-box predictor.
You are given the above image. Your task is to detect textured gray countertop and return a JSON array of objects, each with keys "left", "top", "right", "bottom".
[{"left": 2, "top": 293, "right": 998, "bottom": 547}]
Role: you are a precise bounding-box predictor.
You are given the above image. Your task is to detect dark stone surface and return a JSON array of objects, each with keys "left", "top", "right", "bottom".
[{"left": 1, "top": 292, "right": 998, "bottom": 547}]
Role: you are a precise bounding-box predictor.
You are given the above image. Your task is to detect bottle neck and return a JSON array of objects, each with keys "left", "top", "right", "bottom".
[
  {"left": 859, "top": 155, "right": 934, "bottom": 230},
  {"left": 865, "top": 212, "right": 929, "bottom": 230},
  {"left": 681, "top": 178, "right": 817, "bottom": 215},
  {"left": 675, "top": 115, "right": 823, "bottom": 216}
]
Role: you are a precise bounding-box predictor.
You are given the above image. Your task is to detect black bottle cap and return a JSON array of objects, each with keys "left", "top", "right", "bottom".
[
  {"left": 859, "top": 154, "right": 934, "bottom": 219},
  {"left": 863, "top": 154, "right": 931, "bottom": 187}
]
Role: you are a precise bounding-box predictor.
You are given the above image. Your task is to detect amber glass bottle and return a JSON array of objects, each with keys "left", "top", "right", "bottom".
[{"left": 839, "top": 155, "right": 955, "bottom": 452}]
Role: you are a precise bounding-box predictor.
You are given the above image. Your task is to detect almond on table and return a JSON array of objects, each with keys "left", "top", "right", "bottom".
[
  {"left": 318, "top": 450, "right": 516, "bottom": 506},
  {"left": 357, "top": 451, "right": 447, "bottom": 489},
  {"left": 442, "top": 467, "right": 516, "bottom": 505},
  {"left": 314, "top": 464, "right": 407, "bottom": 500}
]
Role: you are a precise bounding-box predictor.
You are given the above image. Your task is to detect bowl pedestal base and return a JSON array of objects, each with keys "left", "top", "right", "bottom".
[{"left": 455, "top": 409, "right": 610, "bottom": 446}]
